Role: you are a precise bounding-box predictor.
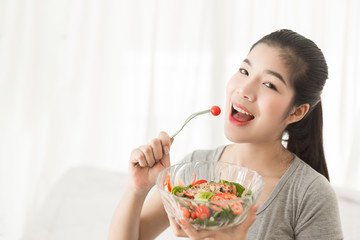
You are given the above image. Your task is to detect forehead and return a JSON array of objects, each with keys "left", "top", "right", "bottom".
[{"left": 247, "top": 43, "right": 291, "bottom": 84}]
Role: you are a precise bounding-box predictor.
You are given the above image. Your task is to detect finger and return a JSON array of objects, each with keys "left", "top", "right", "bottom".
[
  {"left": 167, "top": 214, "right": 187, "bottom": 237},
  {"left": 158, "top": 131, "right": 172, "bottom": 154},
  {"left": 139, "top": 145, "right": 156, "bottom": 167},
  {"left": 130, "top": 148, "right": 147, "bottom": 167},
  {"left": 149, "top": 138, "right": 163, "bottom": 161},
  {"left": 239, "top": 205, "right": 257, "bottom": 231},
  {"left": 179, "top": 219, "right": 214, "bottom": 240},
  {"left": 178, "top": 220, "right": 198, "bottom": 239},
  {"left": 157, "top": 132, "right": 172, "bottom": 168},
  {"left": 159, "top": 151, "right": 170, "bottom": 168}
]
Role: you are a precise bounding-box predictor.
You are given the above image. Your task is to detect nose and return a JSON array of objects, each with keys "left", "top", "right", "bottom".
[{"left": 236, "top": 79, "right": 257, "bottom": 102}]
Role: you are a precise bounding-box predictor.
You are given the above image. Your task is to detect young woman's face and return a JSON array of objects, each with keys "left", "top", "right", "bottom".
[{"left": 224, "top": 43, "right": 295, "bottom": 144}]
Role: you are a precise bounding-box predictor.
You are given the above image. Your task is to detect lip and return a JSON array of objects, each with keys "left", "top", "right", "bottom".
[{"left": 228, "top": 102, "right": 254, "bottom": 126}]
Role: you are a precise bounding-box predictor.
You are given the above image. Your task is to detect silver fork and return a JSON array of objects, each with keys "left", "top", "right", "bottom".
[{"left": 134, "top": 106, "right": 220, "bottom": 167}]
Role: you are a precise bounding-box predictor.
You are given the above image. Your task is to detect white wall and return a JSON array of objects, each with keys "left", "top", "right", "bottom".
[{"left": 1, "top": 0, "right": 359, "bottom": 239}]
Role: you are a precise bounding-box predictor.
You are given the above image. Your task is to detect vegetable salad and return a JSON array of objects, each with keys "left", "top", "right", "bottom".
[{"left": 164, "top": 173, "right": 252, "bottom": 227}]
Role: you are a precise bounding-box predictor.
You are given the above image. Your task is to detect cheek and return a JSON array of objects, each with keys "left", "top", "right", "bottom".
[
  {"left": 226, "top": 75, "right": 237, "bottom": 93},
  {"left": 225, "top": 76, "right": 237, "bottom": 104},
  {"left": 261, "top": 97, "right": 292, "bottom": 120}
]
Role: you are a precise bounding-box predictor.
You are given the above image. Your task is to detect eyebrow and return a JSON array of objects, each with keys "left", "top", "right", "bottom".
[{"left": 243, "top": 58, "right": 287, "bottom": 86}]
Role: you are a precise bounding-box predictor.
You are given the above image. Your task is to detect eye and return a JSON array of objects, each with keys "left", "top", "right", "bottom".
[
  {"left": 239, "top": 68, "right": 249, "bottom": 76},
  {"left": 264, "top": 82, "right": 278, "bottom": 91}
]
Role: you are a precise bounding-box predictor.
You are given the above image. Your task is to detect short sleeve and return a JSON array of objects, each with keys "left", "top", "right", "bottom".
[{"left": 295, "top": 175, "right": 343, "bottom": 240}]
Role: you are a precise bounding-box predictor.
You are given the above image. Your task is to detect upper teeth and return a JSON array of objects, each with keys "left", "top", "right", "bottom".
[{"left": 233, "top": 104, "right": 253, "bottom": 116}]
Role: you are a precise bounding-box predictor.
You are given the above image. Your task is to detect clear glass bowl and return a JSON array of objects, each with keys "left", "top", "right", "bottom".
[{"left": 156, "top": 160, "right": 264, "bottom": 230}]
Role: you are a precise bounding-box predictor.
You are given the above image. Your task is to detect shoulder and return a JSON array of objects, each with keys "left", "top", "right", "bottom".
[
  {"left": 179, "top": 145, "right": 226, "bottom": 164},
  {"left": 290, "top": 156, "right": 334, "bottom": 199},
  {"left": 289, "top": 156, "right": 343, "bottom": 239},
  {"left": 286, "top": 156, "right": 337, "bottom": 210}
]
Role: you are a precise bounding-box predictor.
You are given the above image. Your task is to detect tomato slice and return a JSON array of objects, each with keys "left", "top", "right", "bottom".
[
  {"left": 193, "top": 179, "right": 207, "bottom": 185},
  {"left": 181, "top": 207, "right": 190, "bottom": 218},
  {"left": 195, "top": 205, "right": 210, "bottom": 219},
  {"left": 231, "top": 202, "right": 244, "bottom": 214},
  {"left": 211, "top": 192, "right": 238, "bottom": 201},
  {"left": 211, "top": 193, "right": 243, "bottom": 214}
]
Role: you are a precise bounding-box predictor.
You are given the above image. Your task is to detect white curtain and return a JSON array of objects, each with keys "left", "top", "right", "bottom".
[{"left": 0, "top": 0, "right": 359, "bottom": 239}]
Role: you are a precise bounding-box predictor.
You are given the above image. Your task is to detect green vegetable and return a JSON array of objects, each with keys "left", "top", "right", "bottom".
[
  {"left": 219, "top": 179, "right": 245, "bottom": 197},
  {"left": 195, "top": 191, "right": 215, "bottom": 201},
  {"left": 245, "top": 189, "right": 252, "bottom": 196},
  {"left": 171, "top": 185, "right": 191, "bottom": 196},
  {"left": 213, "top": 206, "right": 236, "bottom": 223},
  {"left": 193, "top": 218, "right": 219, "bottom": 227},
  {"left": 232, "top": 182, "right": 245, "bottom": 197},
  {"left": 219, "top": 179, "right": 230, "bottom": 185}
]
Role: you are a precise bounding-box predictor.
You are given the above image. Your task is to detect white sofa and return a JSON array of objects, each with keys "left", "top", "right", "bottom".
[{"left": 23, "top": 166, "right": 360, "bottom": 240}]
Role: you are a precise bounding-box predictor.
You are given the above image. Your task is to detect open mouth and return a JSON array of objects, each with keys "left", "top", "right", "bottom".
[{"left": 231, "top": 104, "right": 255, "bottom": 122}]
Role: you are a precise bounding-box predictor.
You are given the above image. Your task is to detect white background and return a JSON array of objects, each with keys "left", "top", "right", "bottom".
[{"left": 1, "top": 0, "right": 359, "bottom": 239}]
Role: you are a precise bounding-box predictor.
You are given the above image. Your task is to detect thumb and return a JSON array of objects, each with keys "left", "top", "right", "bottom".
[{"left": 241, "top": 205, "right": 257, "bottom": 230}]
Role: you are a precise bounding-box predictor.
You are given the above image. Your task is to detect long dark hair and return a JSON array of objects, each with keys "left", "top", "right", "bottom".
[{"left": 251, "top": 29, "right": 330, "bottom": 181}]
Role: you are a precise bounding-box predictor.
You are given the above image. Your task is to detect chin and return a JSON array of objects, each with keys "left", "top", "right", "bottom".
[{"left": 224, "top": 124, "right": 243, "bottom": 143}]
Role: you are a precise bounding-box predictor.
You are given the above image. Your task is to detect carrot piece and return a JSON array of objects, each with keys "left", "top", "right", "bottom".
[
  {"left": 190, "top": 173, "right": 197, "bottom": 186},
  {"left": 232, "top": 184, "right": 237, "bottom": 196},
  {"left": 164, "top": 173, "right": 170, "bottom": 186},
  {"left": 164, "top": 173, "right": 172, "bottom": 192},
  {"left": 177, "top": 177, "right": 185, "bottom": 186}
]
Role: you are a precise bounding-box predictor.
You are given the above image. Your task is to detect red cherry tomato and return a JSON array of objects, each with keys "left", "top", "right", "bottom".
[
  {"left": 210, "top": 105, "right": 221, "bottom": 116},
  {"left": 193, "top": 179, "right": 207, "bottom": 185},
  {"left": 195, "top": 205, "right": 210, "bottom": 219}
]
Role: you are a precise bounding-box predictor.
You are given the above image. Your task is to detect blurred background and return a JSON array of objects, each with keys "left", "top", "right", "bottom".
[{"left": 0, "top": 0, "right": 359, "bottom": 239}]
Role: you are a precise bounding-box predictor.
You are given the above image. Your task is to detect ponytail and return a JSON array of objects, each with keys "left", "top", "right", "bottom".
[{"left": 286, "top": 101, "right": 329, "bottom": 181}]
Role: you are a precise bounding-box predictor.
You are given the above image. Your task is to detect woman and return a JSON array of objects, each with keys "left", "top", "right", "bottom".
[{"left": 108, "top": 29, "right": 343, "bottom": 240}]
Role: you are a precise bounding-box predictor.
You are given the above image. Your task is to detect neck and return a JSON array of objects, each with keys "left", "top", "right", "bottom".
[{"left": 227, "top": 141, "right": 293, "bottom": 178}]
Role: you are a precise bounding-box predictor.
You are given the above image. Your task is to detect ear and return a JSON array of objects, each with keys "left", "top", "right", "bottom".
[{"left": 285, "top": 104, "right": 310, "bottom": 125}]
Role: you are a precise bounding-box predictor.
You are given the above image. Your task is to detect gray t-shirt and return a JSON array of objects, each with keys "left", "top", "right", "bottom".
[{"left": 180, "top": 145, "right": 343, "bottom": 240}]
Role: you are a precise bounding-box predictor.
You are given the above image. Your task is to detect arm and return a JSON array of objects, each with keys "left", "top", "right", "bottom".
[
  {"left": 108, "top": 183, "right": 149, "bottom": 240},
  {"left": 108, "top": 132, "right": 172, "bottom": 240},
  {"left": 139, "top": 190, "right": 170, "bottom": 239}
]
